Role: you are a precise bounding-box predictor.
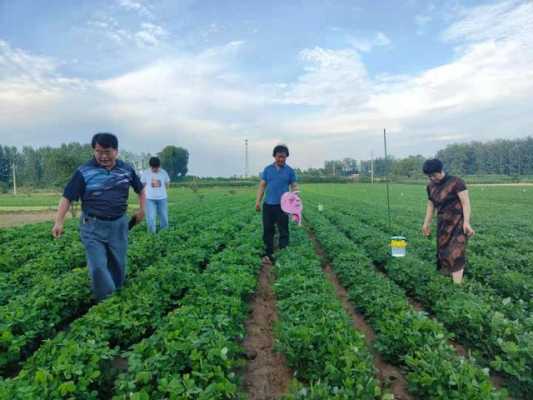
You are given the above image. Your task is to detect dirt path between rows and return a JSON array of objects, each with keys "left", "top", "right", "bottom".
[
  {"left": 306, "top": 230, "right": 413, "bottom": 400},
  {"left": 241, "top": 259, "right": 293, "bottom": 400},
  {"left": 0, "top": 211, "right": 64, "bottom": 228}
]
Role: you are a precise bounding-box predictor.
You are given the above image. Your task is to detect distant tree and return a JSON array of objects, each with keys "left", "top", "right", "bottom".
[
  {"left": 436, "top": 137, "right": 533, "bottom": 176},
  {"left": 158, "top": 146, "right": 189, "bottom": 181},
  {"left": 0, "top": 146, "right": 18, "bottom": 189},
  {"left": 392, "top": 155, "right": 425, "bottom": 177}
]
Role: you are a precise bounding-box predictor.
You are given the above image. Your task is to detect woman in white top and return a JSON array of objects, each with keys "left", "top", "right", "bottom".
[{"left": 141, "top": 157, "right": 170, "bottom": 233}]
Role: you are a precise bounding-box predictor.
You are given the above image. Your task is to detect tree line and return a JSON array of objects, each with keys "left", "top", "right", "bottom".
[
  {"left": 0, "top": 143, "right": 189, "bottom": 192},
  {"left": 1, "top": 136, "right": 531, "bottom": 191},
  {"left": 295, "top": 136, "right": 533, "bottom": 179}
]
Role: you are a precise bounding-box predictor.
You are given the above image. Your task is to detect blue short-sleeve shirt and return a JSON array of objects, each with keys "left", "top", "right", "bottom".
[
  {"left": 63, "top": 158, "right": 143, "bottom": 219},
  {"left": 261, "top": 163, "right": 297, "bottom": 205}
]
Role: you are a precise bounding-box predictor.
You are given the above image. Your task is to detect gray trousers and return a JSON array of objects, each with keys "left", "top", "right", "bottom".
[{"left": 79, "top": 213, "right": 129, "bottom": 301}]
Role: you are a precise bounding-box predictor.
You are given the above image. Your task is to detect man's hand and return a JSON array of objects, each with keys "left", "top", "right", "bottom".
[
  {"left": 52, "top": 222, "right": 64, "bottom": 239},
  {"left": 463, "top": 223, "right": 475, "bottom": 238},
  {"left": 134, "top": 208, "right": 145, "bottom": 222},
  {"left": 422, "top": 223, "right": 431, "bottom": 237},
  {"left": 255, "top": 202, "right": 261, "bottom": 212}
]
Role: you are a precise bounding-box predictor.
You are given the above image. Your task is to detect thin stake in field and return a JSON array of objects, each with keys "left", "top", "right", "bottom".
[{"left": 383, "top": 128, "right": 407, "bottom": 258}]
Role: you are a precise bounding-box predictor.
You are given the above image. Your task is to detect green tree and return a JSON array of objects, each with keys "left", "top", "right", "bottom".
[
  {"left": 392, "top": 155, "right": 425, "bottom": 177},
  {"left": 158, "top": 146, "right": 189, "bottom": 181}
]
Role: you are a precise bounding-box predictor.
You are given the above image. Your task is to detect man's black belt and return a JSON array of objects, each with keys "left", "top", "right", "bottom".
[{"left": 85, "top": 213, "right": 124, "bottom": 221}]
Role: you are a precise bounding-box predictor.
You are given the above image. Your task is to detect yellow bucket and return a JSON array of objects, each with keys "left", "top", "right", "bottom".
[{"left": 390, "top": 236, "right": 407, "bottom": 257}]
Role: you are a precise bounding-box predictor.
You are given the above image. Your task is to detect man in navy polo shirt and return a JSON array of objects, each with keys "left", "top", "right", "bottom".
[
  {"left": 52, "top": 133, "right": 146, "bottom": 301},
  {"left": 255, "top": 144, "right": 299, "bottom": 264}
]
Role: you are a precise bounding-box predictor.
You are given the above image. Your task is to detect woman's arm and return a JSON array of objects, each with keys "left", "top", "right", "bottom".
[
  {"left": 458, "top": 190, "right": 475, "bottom": 237},
  {"left": 422, "top": 200, "right": 434, "bottom": 237}
]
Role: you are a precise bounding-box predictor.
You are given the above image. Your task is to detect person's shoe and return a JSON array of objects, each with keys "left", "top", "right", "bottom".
[{"left": 261, "top": 255, "right": 275, "bottom": 264}]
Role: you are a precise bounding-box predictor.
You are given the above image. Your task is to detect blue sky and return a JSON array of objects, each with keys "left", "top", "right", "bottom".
[{"left": 1, "top": 0, "right": 532, "bottom": 176}]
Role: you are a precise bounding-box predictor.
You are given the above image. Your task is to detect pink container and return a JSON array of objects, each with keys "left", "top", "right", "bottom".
[{"left": 280, "top": 192, "right": 303, "bottom": 225}]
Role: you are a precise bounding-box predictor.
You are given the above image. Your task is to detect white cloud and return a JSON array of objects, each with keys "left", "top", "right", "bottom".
[
  {"left": 0, "top": 40, "right": 86, "bottom": 121},
  {"left": 88, "top": 16, "right": 167, "bottom": 48},
  {"left": 2, "top": 1, "right": 533, "bottom": 175},
  {"left": 276, "top": 47, "right": 370, "bottom": 109},
  {"left": 117, "top": 0, "right": 154, "bottom": 18},
  {"left": 349, "top": 31, "right": 392, "bottom": 52},
  {"left": 272, "top": 0, "right": 533, "bottom": 155},
  {"left": 442, "top": 0, "right": 533, "bottom": 43},
  {"left": 134, "top": 22, "right": 168, "bottom": 47}
]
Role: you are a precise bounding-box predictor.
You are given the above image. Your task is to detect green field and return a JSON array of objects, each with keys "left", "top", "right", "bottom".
[
  {"left": 0, "top": 187, "right": 249, "bottom": 213},
  {"left": 0, "top": 184, "right": 531, "bottom": 399}
]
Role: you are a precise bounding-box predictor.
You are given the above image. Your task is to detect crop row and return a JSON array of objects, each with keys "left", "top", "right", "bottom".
[
  {"left": 312, "top": 193, "right": 532, "bottom": 318},
  {"left": 112, "top": 217, "right": 263, "bottom": 399},
  {"left": 0, "top": 193, "right": 227, "bottom": 307},
  {"left": 0, "top": 195, "right": 251, "bottom": 377},
  {"left": 307, "top": 198, "right": 531, "bottom": 399},
  {"left": 273, "top": 227, "right": 381, "bottom": 399},
  {"left": 1, "top": 206, "right": 256, "bottom": 398},
  {"left": 0, "top": 220, "right": 82, "bottom": 275},
  {"left": 304, "top": 206, "right": 507, "bottom": 399}
]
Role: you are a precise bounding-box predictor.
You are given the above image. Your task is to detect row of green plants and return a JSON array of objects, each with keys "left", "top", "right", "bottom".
[
  {"left": 273, "top": 227, "right": 382, "bottom": 399},
  {"left": 382, "top": 206, "right": 533, "bottom": 305},
  {"left": 0, "top": 197, "right": 216, "bottom": 307},
  {"left": 315, "top": 194, "right": 533, "bottom": 320},
  {"left": 469, "top": 234, "right": 533, "bottom": 276},
  {"left": 304, "top": 183, "right": 533, "bottom": 276},
  {"left": 304, "top": 206, "right": 508, "bottom": 400},
  {"left": 0, "top": 219, "right": 63, "bottom": 247},
  {"left": 1, "top": 206, "right": 256, "bottom": 399},
  {"left": 0, "top": 219, "right": 81, "bottom": 274},
  {"left": 309, "top": 199, "right": 531, "bottom": 399},
  {"left": 112, "top": 217, "right": 264, "bottom": 399},
  {"left": 0, "top": 195, "right": 251, "bottom": 377}
]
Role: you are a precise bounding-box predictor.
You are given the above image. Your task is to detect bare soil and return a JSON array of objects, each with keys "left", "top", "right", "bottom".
[
  {"left": 241, "top": 259, "right": 293, "bottom": 400},
  {"left": 324, "top": 265, "right": 412, "bottom": 400},
  {"left": 0, "top": 211, "right": 69, "bottom": 228}
]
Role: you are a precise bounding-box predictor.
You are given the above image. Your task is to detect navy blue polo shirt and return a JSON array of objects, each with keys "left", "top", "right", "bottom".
[
  {"left": 261, "top": 163, "right": 297, "bottom": 205},
  {"left": 63, "top": 158, "right": 143, "bottom": 219}
]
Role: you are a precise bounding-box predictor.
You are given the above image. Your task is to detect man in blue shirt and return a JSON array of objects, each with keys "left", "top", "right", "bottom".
[
  {"left": 52, "top": 133, "right": 146, "bottom": 301},
  {"left": 255, "top": 144, "right": 299, "bottom": 263}
]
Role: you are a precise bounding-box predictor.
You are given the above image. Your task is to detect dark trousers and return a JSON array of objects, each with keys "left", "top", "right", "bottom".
[{"left": 262, "top": 203, "right": 289, "bottom": 257}]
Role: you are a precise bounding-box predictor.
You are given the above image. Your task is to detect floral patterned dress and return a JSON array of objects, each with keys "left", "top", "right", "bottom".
[{"left": 427, "top": 175, "right": 468, "bottom": 274}]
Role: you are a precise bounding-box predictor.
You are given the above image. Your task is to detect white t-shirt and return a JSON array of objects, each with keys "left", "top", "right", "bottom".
[{"left": 141, "top": 169, "right": 170, "bottom": 200}]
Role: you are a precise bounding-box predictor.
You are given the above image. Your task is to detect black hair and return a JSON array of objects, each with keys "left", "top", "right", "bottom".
[
  {"left": 91, "top": 133, "right": 118, "bottom": 149},
  {"left": 273, "top": 144, "right": 289, "bottom": 157},
  {"left": 149, "top": 157, "right": 161, "bottom": 168},
  {"left": 422, "top": 158, "right": 444, "bottom": 175}
]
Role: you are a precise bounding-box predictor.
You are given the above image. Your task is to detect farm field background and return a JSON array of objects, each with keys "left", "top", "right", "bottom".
[{"left": 0, "top": 184, "right": 531, "bottom": 399}]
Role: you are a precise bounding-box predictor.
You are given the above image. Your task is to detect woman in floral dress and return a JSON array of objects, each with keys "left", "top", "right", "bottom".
[{"left": 422, "top": 159, "right": 475, "bottom": 284}]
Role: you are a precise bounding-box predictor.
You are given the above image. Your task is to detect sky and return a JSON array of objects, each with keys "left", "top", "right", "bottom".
[{"left": 1, "top": 0, "right": 532, "bottom": 176}]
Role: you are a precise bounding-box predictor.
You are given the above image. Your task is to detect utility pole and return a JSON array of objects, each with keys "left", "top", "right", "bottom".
[
  {"left": 244, "top": 139, "right": 249, "bottom": 178},
  {"left": 12, "top": 161, "right": 17, "bottom": 196},
  {"left": 384, "top": 129, "right": 392, "bottom": 233},
  {"left": 370, "top": 151, "right": 374, "bottom": 184},
  {"left": 515, "top": 145, "right": 521, "bottom": 176}
]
